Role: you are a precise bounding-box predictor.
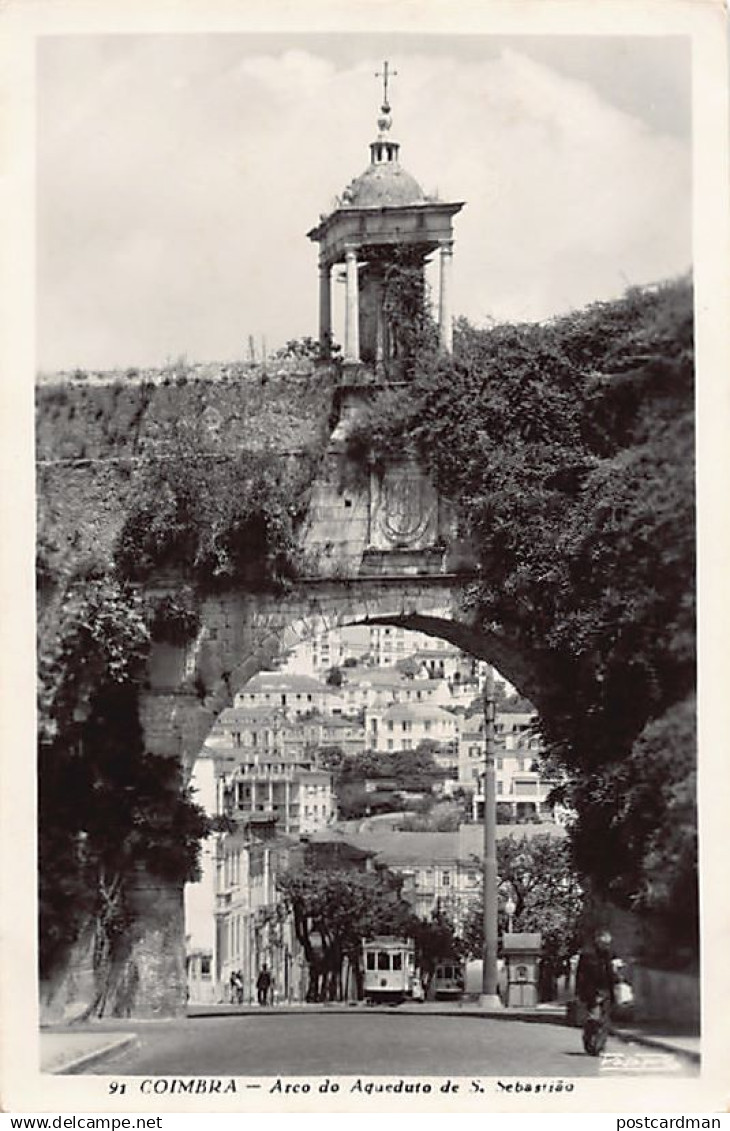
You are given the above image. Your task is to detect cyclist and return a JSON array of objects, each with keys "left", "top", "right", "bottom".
[{"left": 576, "top": 929, "right": 617, "bottom": 1055}]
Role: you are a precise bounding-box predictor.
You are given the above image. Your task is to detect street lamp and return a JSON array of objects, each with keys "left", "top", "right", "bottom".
[
  {"left": 479, "top": 665, "right": 502, "bottom": 1008},
  {"left": 504, "top": 894, "right": 516, "bottom": 935}
]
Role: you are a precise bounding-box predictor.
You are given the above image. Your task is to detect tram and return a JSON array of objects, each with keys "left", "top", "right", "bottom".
[
  {"left": 431, "top": 959, "right": 465, "bottom": 1000},
  {"left": 362, "top": 936, "right": 418, "bottom": 1004}
]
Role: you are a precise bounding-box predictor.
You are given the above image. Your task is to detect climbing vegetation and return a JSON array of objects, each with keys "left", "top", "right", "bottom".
[{"left": 348, "top": 275, "right": 696, "bottom": 961}]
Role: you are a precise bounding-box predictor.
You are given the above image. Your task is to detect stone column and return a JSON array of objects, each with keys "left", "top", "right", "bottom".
[
  {"left": 438, "top": 240, "right": 454, "bottom": 352},
  {"left": 318, "top": 259, "right": 331, "bottom": 357},
  {"left": 344, "top": 246, "right": 360, "bottom": 362},
  {"left": 374, "top": 274, "right": 385, "bottom": 368}
]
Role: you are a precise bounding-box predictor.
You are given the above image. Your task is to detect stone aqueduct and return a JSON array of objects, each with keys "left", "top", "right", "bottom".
[
  {"left": 40, "top": 83, "right": 547, "bottom": 1018},
  {"left": 126, "top": 419, "right": 541, "bottom": 1018},
  {"left": 39, "top": 377, "right": 544, "bottom": 1020},
  {"left": 139, "top": 440, "right": 540, "bottom": 774}
]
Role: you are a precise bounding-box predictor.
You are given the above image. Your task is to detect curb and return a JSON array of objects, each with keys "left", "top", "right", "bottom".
[
  {"left": 188, "top": 1005, "right": 566, "bottom": 1023},
  {"left": 610, "top": 1027, "right": 700, "bottom": 1065},
  {"left": 49, "top": 1034, "right": 139, "bottom": 1075}
]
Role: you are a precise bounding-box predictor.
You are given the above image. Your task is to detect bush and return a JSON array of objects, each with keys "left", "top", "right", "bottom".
[{"left": 148, "top": 592, "right": 201, "bottom": 646}]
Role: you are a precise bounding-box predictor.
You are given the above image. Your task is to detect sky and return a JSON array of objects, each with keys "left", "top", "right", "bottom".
[{"left": 36, "top": 33, "right": 692, "bottom": 372}]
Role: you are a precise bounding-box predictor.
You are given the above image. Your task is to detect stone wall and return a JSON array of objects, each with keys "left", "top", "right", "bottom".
[
  {"left": 36, "top": 367, "right": 336, "bottom": 462},
  {"left": 35, "top": 364, "right": 544, "bottom": 1019},
  {"left": 631, "top": 966, "right": 701, "bottom": 1029}
]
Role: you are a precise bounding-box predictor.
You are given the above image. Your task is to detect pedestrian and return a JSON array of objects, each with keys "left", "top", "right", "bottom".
[
  {"left": 575, "top": 928, "right": 618, "bottom": 1055},
  {"left": 232, "top": 969, "right": 244, "bottom": 1005},
  {"left": 256, "top": 964, "right": 272, "bottom": 1007}
]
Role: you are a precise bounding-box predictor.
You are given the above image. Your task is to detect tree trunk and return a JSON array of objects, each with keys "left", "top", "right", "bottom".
[
  {"left": 95, "top": 873, "right": 186, "bottom": 1018},
  {"left": 40, "top": 874, "right": 186, "bottom": 1020}
]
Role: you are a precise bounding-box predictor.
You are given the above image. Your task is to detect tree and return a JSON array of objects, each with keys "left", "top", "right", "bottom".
[
  {"left": 411, "top": 910, "right": 465, "bottom": 995},
  {"left": 276, "top": 866, "right": 417, "bottom": 1001},
  {"left": 395, "top": 656, "right": 422, "bottom": 679},
  {"left": 316, "top": 745, "right": 346, "bottom": 772},
  {"left": 37, "top": 572, "right": 210, "bottom": 1010},
  {"left": 39, "top": 684, "right": 209, "bottom": 1013},
  {"left": 325, "top": 666, "right": 343, "bottom": 688},
  {"left": 390, "top": 743, "right": 440, "bottom": 780},
  {"left": 462, "top": 834, "right": 584, "bottom": 971}
]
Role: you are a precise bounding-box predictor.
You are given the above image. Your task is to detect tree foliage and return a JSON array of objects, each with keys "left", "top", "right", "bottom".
[
  {"left": 39, "top": 679, "right": 209, "bottom": 1002},
  {"left": 114, "top": 433, "right": 315, "bottom": 590},
  {"left": 347, "top": 276, "right": 695, "bottom": 956},
  {"left": 37, "top": 570, "right": 210, "bottom": 1000},
  {"left": 276, "top": 865, "right": 416, "bottom": 1001},
  {"left": 462, "top": 834, "right": 584, "bottom": 966}
]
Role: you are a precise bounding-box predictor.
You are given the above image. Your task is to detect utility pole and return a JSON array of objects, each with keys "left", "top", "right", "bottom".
[{"left": 480, "top": 665, "right": 502, "bottom": 1007}]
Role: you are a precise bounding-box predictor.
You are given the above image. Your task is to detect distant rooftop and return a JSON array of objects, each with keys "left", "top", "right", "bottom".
[
  {"left": 380, "top": 702, "right": 457, "bottom": 722},
  {"left": 238, "top": 672, "right": 331, "bottom": 694},
  {"left": 310, "top": 821, "right": 565, "bottom": 866}
]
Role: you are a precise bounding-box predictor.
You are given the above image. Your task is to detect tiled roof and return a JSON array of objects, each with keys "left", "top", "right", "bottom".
[
  {"left": 343, "top": 668, "right": 406, "bottom": 686},
  {"left": 216, "top": 707, "right": 286, "bottom": 725},
  {"left": 314, "top": 822, "right": 565, "bottom": 866},
  {"left": 381, "top": 702, "right": 457, "bottom": 722},
  {"left": 239, "top": 672, "right": 331, "bottom": 694}
]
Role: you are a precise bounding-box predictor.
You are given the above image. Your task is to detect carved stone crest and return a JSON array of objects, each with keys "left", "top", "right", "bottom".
[{"left": 369, "top": 463, "right": 438, "bottom": 549}]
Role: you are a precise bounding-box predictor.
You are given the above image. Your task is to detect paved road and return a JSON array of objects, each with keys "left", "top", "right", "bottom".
[{"left": 84, "top": 1011, "right": 606, "bottom": 1077}]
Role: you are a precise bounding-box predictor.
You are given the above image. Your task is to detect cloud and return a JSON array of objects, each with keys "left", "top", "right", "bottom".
[{"left": 37, "top": 38, "right": 691, "bottom": 370}]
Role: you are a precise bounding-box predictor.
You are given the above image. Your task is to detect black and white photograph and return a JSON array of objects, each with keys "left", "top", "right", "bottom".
[{"left": 2, "top": 0, "right": 729, "bottom": 1117}]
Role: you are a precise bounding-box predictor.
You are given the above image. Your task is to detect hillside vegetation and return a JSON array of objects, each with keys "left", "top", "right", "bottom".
[{"left": 348, "top": 276, "right": 696, "bottom": 964}]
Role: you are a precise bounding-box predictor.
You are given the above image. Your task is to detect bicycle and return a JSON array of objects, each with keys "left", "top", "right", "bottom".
[{"left": 582, "top": 990, "right": 611, "bottom": 1056}]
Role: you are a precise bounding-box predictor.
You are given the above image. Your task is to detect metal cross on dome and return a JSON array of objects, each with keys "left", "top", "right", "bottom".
[{"left": 375, "top": 60, "right": 397, "bottom": 110}]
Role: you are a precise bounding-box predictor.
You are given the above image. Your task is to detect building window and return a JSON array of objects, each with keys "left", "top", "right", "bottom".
[
  {"left": 200, "top": 955, "right": 211, "bottom": 978},
  {"left": 442, "top": 872, "right": 451, "bottom": 887}
]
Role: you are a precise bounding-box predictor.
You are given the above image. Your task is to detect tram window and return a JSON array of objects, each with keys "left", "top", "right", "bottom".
[
  {"left": 442, "top": 965, "right": 452, "bottom": 979},
  {"left": 377, "top": 951, "right": 391, "bottom": 971},
  {"left": 366, "top": 952, "right": 375, "bottom": 971},
  {"left": 392, "top": 953, "right": 402, "bottom": 971}
]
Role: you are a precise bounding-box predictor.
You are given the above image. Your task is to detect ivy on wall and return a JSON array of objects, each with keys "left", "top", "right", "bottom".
[
  {"left": 344, "top": 275, "right": 697, "bottom": 963},
  {"left": 36, "top": 408, "right": 326, "bottom": 1000}
]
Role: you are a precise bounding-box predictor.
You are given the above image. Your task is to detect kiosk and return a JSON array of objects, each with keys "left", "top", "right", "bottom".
[{"left": 502, "top": 933, "right": 542, "bottom": 1008}]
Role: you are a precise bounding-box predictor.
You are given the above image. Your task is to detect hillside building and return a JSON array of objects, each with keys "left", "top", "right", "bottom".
[
  {"left": 458, "top": 708, "right": 555, "bottom": 822},
  {"left": 234, "top": 672, "right": 343, "bottom": 718},
  {"left": 366, "top": 701, "right": 458, "bottom": 754}
]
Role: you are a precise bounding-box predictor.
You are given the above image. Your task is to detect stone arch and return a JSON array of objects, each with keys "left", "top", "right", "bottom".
[
  {"left": 128, "top": 573, "right": 545, "bottom": 1017},
  {"left": 139, "top": 575, "right": 541, "bottom": 773}
]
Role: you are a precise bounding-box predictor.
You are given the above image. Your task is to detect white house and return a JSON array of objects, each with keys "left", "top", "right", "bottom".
[
  {"left": 366, "top": 702, "right": 458, "bottom": 754},
  {"left": 234, "top": 672, "right": 343, "bottom": 718}
]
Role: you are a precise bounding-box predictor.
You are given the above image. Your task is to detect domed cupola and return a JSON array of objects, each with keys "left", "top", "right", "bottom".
[
  {"left": 340, "top": 78, "right": 426, "bottom": 209},
  {"left": 307, "top": 61, "right": 465, "bottom": 369}
]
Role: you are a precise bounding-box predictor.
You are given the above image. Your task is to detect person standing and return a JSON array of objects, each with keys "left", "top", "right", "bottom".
[{"left": 256, "top": 964, "right": 272, "bottom": 1007}]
